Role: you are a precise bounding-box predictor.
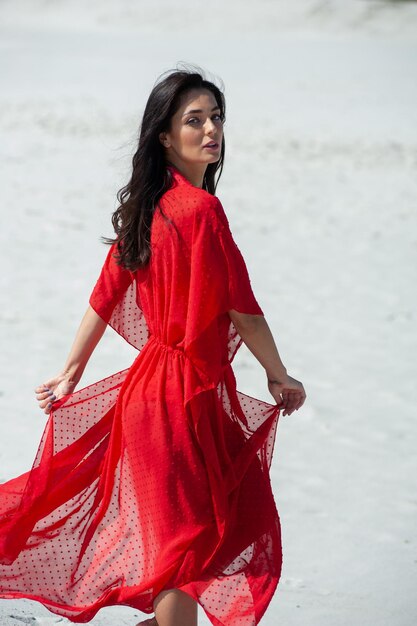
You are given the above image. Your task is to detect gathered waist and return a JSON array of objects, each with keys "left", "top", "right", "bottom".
[
  {"left": 133, "top": 332, "right": 234, "bottom": 404},
  {"left": 144, "top": 333, "right": 232, "bottom": 377},
  {"left": 146, "top": 334, "right": 186, "bottom": 357}
]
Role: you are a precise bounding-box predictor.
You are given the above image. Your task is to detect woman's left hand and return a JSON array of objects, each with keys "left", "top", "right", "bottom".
[{"left": 268, "top": 374, "right": 306, "bottom": 416}]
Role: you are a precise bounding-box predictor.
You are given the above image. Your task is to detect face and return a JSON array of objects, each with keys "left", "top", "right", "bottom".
[{"left": 160, "top": 88, "right": 224, "bottom": 167}]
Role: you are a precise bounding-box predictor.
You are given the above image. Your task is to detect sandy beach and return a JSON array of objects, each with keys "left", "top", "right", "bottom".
[{"left": 1, "top": 1, "right": 417, "bottom": 624}]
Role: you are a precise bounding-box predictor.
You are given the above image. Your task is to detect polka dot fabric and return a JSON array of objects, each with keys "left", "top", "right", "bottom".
[{"left": 0, "top": 165, "right": 282, "bottom": 625}]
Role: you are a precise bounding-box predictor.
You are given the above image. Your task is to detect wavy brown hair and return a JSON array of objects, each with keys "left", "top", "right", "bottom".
[{"left": 103, "top": 67, "right": 226, "bottom": 271}]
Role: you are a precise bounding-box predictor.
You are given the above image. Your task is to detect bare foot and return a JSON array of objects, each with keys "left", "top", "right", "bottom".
[{"left": 136, "top": 618, "right": 158, "bottom": 626}]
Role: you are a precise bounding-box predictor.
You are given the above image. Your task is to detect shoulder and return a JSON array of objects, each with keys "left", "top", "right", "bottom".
[
  {"left": 191, "top": 190, "right": 222, "bottom": 216},
  {"left": 195, "top": 194, "right": 231, "bottom": 236},
  {"left": 162, "top": 181, "right": 212, "bottom": 210},
  {"left": 160, "top": 183, "right": 228, "bottom": 229}
]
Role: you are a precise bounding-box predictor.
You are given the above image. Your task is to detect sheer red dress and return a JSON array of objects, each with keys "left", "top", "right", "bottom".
[{"left": 0, "top": 165, "right": 282, "bottom": 626}]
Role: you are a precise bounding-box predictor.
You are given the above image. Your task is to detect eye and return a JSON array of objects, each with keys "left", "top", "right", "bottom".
[
  {"left": 186, "top": 117, "right": 201, "bottom": 125},
  {"left": 213, "top": 113, "right": 225, "bottom": 124}
]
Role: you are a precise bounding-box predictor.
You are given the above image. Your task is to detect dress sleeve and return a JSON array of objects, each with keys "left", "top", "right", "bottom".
[
  {"left": 193, "top": 196, "right": 263, "bottom": 317},
  {"left": 88, "top": 243, "right": 149, "bottom": 350},
  {"left": 183, "top": 195, "right": 263, "bottom": 396},
  {"left": 89, "top": 243, "right": 135, "bottom": 323}
]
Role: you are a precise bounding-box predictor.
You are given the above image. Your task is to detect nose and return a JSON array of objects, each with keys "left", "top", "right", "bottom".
[{"left": 204, "top": 117, "right": 217, "bottom": 135}]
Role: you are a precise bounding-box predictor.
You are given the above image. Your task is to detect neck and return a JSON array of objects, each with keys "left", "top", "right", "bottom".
[{"left": 166, "top": 159, "right": 206, "bottom": 189}]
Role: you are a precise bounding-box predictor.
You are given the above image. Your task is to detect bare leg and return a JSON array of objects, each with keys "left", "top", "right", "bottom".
[{"left": 151, "top": 588, "right": 198, "bottom": 626}]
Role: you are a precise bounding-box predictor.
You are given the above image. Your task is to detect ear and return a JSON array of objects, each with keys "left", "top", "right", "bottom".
[{"left": 159, "top": 132, "right": 171, "bottom": 148}]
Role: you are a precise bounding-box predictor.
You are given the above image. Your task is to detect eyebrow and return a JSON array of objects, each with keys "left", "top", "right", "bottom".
[{"left": 182, "top": 106, "right": 221, "bottom": 117}]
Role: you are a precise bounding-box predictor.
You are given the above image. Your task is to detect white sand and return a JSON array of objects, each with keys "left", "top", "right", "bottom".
[{"left": 0, "top": 1, "right": 417, "bottom": 624}]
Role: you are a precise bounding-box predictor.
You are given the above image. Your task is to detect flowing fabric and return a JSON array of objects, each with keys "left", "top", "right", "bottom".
[{"left": 0, "top": 166, "right": 282, "bottom": 625}]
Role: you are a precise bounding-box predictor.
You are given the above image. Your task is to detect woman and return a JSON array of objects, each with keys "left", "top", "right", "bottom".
[{"left": 0, "top": 68, "right": 305, "bottom": 626}]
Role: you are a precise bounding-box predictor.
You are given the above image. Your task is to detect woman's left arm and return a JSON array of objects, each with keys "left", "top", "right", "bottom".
[{"left": 228, "top": 309, "right": 306, "bottom": 416}]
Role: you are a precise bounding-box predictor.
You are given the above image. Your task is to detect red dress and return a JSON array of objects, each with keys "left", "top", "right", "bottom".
[{"left": 0, "top": 166, "right": 282, "bottom": 625}]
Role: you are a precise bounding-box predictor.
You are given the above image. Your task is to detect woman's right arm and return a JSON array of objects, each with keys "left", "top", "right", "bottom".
[{"left": 35, "top": 305, "right": 107, "bottom": 414}]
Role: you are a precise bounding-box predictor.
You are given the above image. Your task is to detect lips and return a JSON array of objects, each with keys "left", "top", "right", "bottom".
[{"left": 203, "top": 141, "right": 219, "bottom": 149}]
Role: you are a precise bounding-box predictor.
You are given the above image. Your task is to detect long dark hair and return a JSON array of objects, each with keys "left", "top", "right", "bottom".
[{"left": 103, "top": 67, "right": 226, "bottom": 271}]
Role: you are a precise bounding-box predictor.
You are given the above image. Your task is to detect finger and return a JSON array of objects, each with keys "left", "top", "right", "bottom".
[
  {"left": 36, "top": 394, "right": 56, "bottom": 406},
  {"left": 280, "top": 398, "right": 289, "bottom": 413},
  {"left": 295, "top": 395, "right": 306, "bottom": 410},
  {"left": 283, "top": 391, "right": 295, "bottom": 403},
  {"left": 284, "top": 404, "right": 295, "bottom": 415},
  {"left": 281, "top": 389, "right": 290, "bottom": 401},
  {"left": 284, "top": 394, "right": 298, "bottom": 416},
  {"left": 280, "top": 400, "right": 288, "bottom": 415},
  {"left": 35, "top": 385, "right": 51, "bottom": 393},
  {"left": 44, "top": 400, "right": 56, "bottom": 415},
  {"left": 38, "top": 395, "right": 56, "bottom": 409},
  {"left": 36, "top": 390, "right": 55, "bottom": 400},
  {"left": 290, "top": 394, "right": 302, "bottom": 411},
  {"left": 287, "top": 393, "right": 305, "bottom": 413},
  {"left": 295, "top": 390, "right": 306, "bottom": 407}
]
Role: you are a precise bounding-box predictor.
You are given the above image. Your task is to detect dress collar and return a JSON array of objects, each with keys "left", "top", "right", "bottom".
[
  {"left": 166, "top": 164, "right": 206, "bottom": 190},
  {"left": 167, "top": 164, "right": 190, "bottom": 186}
]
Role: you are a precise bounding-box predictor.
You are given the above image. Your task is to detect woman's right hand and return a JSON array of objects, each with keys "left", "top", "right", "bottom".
[
  {"left": 268, "top": 375, "right": 306, "bottom": 416},
  {"left": 35, "top": 372, "right": 78, "bottom": 415}
]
